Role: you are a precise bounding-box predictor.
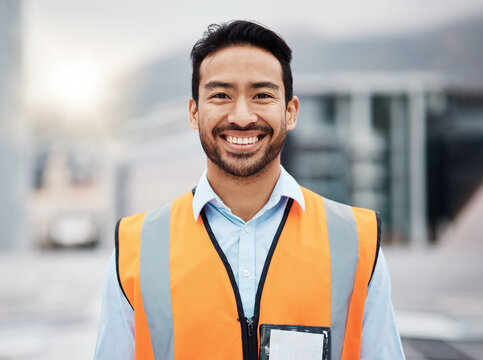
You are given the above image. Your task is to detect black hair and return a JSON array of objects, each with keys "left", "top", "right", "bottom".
[{"left": 190, "top": 20, "right": 293, "bottom": 106}]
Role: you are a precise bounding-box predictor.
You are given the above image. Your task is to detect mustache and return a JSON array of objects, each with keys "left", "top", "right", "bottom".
[{"left": 212, "top": 123, "right": 273, "bottom": 137}]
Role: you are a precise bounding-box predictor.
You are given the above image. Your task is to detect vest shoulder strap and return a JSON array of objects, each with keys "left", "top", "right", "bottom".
[
  {"left": 302, "top": 186, "right": 380, "bottom": 283},
  {"left": 116, "top": 211, "right": 146, "bottom": 309},
  {"left": 350, "top": 205, "right": 381, "bottom": 284}
]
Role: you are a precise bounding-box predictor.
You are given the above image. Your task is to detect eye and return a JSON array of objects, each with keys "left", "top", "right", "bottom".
[
  {"left": 210, "top": 93, "right": 229, "bottom": 99},
  {"left": 254, "top": 93, "right": 272, "bottom": 99}
]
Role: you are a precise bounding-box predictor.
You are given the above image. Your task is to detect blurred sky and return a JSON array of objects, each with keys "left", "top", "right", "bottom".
[{"left": 23, "top": 0, "right": 483, "bottom": 112}]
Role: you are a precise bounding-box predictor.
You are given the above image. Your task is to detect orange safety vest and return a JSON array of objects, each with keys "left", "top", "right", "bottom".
[{"left": 117, "top": 186, "right": 379, "bottom": 360}]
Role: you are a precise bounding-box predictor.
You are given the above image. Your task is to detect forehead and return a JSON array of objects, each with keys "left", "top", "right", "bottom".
[{"left": 199, "top": 45, "right": 283, "bottom": 87}]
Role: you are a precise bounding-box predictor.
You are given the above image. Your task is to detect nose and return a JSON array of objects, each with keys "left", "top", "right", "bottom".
[{"left": 227, "top": 98, "right": 257, "bottom": 126}]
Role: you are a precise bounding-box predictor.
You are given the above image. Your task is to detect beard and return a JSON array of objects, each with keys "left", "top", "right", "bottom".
[{"left": 199, "top": 121, "right": 286, "bottom": 178}]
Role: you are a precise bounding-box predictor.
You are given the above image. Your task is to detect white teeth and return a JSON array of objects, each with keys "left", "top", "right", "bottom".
[{"left": 225, "top": 136, "right": 259, "bottom": 145}]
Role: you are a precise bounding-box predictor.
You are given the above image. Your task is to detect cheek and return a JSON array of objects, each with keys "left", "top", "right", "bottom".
[
  {"left": 199, "top": 108, "right": 225, "bottom": 128},
  {"left": 273, "top": 114, "right": 288, "bottom": 129},
  {"left": 198, "top": 117, "right": 216, "bottom": 138},
  {"left": 259, "top": 104, "right": 286, "bottom": 120}
]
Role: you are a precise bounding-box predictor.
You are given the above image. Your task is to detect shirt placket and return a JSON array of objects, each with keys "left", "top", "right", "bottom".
[{"left": 238, "top": 221, "right": 257, "bottom": 318}]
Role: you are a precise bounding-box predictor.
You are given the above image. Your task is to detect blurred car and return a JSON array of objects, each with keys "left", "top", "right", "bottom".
[{"left": 48, "top": 212, "right": 99, "bottom": 248}]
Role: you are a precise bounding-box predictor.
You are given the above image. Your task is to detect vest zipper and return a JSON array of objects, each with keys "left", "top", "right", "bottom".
[
  {"left": 250, "top": 199, "right": 293, "bottom": 359},
  {"left": 246, "top": 316, "right": 259, "bottom": 359},
  {"left": 200, "top": 199, "right": 294, "bottom": 360}
]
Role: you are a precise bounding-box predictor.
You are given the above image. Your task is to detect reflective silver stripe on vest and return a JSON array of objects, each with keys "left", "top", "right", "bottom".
[
  {"left": 323, "top": 198, "right": 359, "bottom": 360},
  {"left": 140, "top": 202, "right": 174, "bottom": 360}
]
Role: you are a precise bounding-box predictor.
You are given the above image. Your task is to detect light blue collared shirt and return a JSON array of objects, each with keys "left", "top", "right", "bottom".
[{"left": 94, "top": 167, "right": 405, "bottom": 359}]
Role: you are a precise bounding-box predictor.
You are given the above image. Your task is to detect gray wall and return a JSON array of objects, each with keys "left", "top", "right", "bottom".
[{"left": 0, "top": 0, "right": 28, "bottom": 250}]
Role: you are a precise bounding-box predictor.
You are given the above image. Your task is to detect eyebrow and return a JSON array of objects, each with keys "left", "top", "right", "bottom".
[
  {"left": 249, "top": 81, "right": 280, "bottom": 91},
  {"left": 204, "top": 81, "right": 235, "bottom": 90},
  {"left": 204, "top": 81, "right": 281, "bottom": 91}
]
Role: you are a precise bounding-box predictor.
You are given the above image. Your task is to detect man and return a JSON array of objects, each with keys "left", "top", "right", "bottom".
[{"left": 95, "top": 20, "right": 405, "bottom": 360}]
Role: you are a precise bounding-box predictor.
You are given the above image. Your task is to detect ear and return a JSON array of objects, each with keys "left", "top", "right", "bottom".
[
  {"left": 285, "top": 96, "right": 299, "bottom": 131},
  {"left": 189, "top": 98, "right": 199, "bottom": 130}
]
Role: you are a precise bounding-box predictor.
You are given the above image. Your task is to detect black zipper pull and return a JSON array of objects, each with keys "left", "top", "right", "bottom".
[{"left": 247, "top": 317, "right": 255, "bottom": 337}]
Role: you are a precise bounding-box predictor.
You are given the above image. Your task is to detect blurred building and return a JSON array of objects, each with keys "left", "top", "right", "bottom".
[
  {"left": 117, "top": 71, "right": 483, "bottom": 246},
  {"left": 0, "top": 0, "right": 27, "bottom": 250},
  {"left": 284, "top": 72, "right": 483, "bottom": 245}
]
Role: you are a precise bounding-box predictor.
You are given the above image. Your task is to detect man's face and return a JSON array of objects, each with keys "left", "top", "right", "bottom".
[{"left": 189, "top": 45, "right": 298, "bottom": 178}]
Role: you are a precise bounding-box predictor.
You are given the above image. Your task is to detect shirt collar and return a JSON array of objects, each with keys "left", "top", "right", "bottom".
[{"left": 192, "top": 166, "right": 305, "bottom": 221}]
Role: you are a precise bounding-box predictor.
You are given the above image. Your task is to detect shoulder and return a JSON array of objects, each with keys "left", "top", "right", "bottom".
[
  {"left": 300, "top": 185, "right": 379, "bottom": 228},
  {"left": 115, "top": 200, "right": 175, "bottom": 258},
  {"left": 114, "top": 195, "right": 185, "bottom": 309},
  {"left": 299, "top": 185, "right": 366, "bottom": 221},
  {"left": 300, "top": 185, "right": 381, "bottom": 282}
]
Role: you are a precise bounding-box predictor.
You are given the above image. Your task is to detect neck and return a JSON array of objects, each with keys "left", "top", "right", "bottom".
[{"left": 206, "top": 159, "right": 281, "bottom": 222}]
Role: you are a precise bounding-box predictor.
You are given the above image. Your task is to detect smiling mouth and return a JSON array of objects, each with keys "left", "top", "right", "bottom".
[{"left": 223, "top": 135, "right": 261, "bottom": 145}]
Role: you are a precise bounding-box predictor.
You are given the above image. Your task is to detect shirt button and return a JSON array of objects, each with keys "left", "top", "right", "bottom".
[
  {"left": 242, "top": 269, "right": 250, "bottom": 277},
  {"left": 244, "top": 225, "right": 251, "bottom": 233}
]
